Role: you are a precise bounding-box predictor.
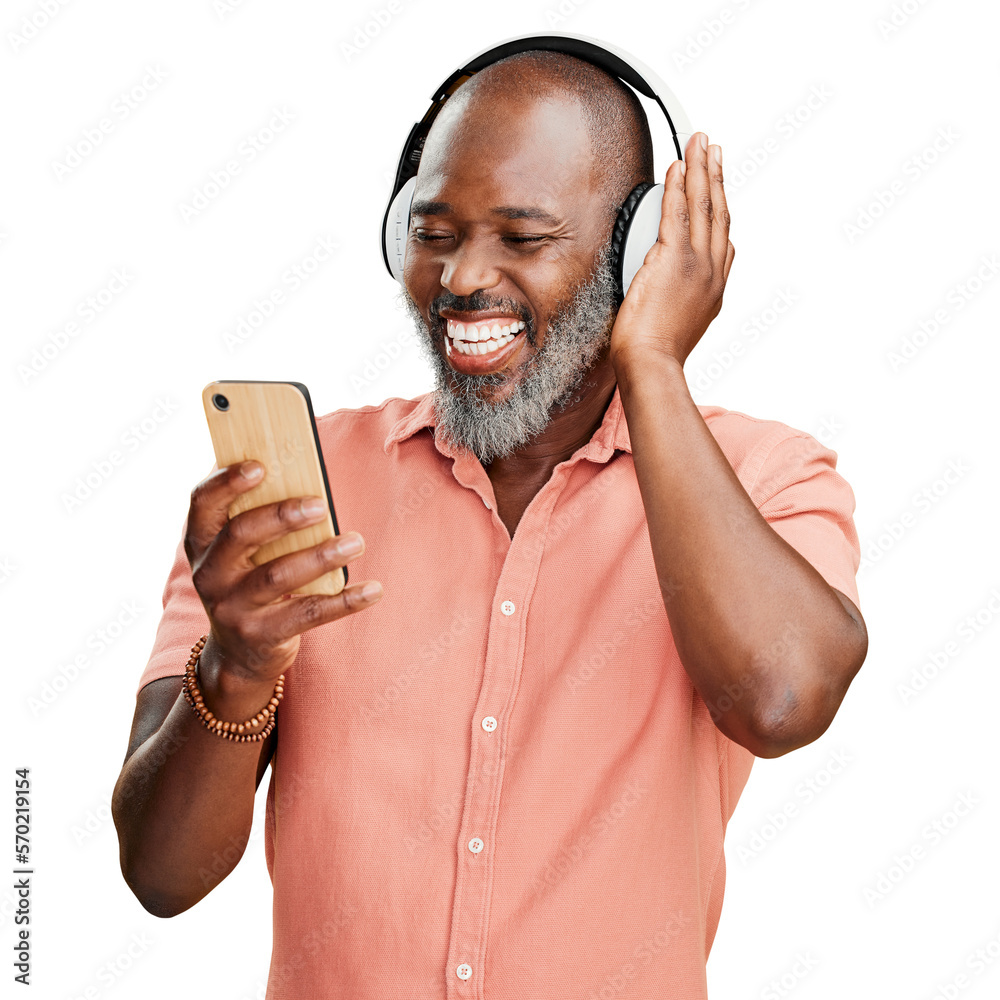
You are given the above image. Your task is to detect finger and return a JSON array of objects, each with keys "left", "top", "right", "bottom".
[
  {"left": 185, "top": 461, "right": 265, "bottom": 566},
  {"left": 250, "top": 580, "right": 384, "bottom": 645},
  {"left": 685, "top": 132, "right": 714, "bottom": 258},
  {"left": 240, "top": 533, "right": 365, "bottom": 607},
  {"left": 209, "top": 493, "right": 334, "bottom": 570},
  {"left": 707, "top": 144, "right": 732, "bottom": 274},
  {"left": 655, "top": 155, "right": 691, "bottom": 252}
]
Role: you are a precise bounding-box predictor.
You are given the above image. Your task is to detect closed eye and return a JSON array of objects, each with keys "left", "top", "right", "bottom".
[{"left": 411, "top": 232, "right": 549, "bottom": 246}]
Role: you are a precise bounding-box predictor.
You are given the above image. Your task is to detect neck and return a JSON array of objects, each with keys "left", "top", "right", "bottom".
[{"left": 483, "top": 355, "right": 617, "bottom": 534}]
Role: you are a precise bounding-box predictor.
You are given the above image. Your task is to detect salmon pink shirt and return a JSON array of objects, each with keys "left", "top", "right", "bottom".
[{"left": 136, "top": 385, "right": 861, "bottom": 999}]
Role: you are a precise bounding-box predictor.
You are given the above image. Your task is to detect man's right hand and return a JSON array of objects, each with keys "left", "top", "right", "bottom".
[
  {"left": 185, "top": 459, "right": 382, "bottom": 708},
  {"left": 113, "top": 457, "right": 381, "bottom": 917}
]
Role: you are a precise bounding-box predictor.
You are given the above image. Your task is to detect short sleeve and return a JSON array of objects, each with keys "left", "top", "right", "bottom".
[
  {"left": 135, "top": 517, "right": 211, "bottom": 695},
  {"left": 749, "top": 432, "right": 861, "bottom": 608}
]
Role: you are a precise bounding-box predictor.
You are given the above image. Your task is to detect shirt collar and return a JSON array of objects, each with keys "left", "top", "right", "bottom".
[{"left": 383, "top": 383, "right": 632, "bottom": 462}]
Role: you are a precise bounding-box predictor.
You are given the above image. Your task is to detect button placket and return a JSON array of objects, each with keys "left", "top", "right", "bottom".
[{"left": 445, "top": 469, "right": 571, "bottom": 998}]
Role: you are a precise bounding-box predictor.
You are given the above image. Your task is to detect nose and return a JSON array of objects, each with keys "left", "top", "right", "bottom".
[{"left": 439, "top": 238, "right": 501, "bottom": 298}]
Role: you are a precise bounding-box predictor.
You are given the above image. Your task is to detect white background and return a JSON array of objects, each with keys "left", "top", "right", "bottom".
[{"left": 4, "top": 0, "right": 999, "bottom": 997}]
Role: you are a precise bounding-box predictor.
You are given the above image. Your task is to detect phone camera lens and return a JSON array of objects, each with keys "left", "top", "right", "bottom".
[{"left": 212, "top": 393, "right": 230, "bottom": 412}]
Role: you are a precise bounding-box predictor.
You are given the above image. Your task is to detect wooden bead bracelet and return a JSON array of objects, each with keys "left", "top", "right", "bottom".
[{"left": 181, "top": 634, "right": 284, "bottom": 743}]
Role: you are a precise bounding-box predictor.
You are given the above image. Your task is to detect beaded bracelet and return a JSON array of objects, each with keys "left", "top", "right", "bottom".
[{"left": 181, "top": 634, "right": 284, "bottom": 743}]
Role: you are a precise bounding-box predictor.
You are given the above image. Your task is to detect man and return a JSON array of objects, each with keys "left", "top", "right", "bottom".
[{"left": 113, "top": 47, "right": 867, "bottom": 998}]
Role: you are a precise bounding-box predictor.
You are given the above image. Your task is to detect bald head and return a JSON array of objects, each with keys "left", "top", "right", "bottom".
[{"left": 433, "top": 49, "right": 654, "bottom": 241}]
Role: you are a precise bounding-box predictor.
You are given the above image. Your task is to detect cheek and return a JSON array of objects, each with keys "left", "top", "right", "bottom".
[
  {"left": 520, "top": 271, "right": 580, "bottom": 329},
  {"left": 401, "top": 241, "right": 420, "bottom": 289},
  {"left": 402, "top": 255, "right": 434, "bottom": 313}
]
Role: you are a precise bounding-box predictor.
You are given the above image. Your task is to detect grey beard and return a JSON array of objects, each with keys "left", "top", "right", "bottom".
[{"left": 399, "top": 246, "right": 618, "bottom": 465}]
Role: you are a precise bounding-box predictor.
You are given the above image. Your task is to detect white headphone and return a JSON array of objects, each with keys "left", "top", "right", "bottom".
[{"left": 380, "top": 31, "right": 692, "bottom": 303}]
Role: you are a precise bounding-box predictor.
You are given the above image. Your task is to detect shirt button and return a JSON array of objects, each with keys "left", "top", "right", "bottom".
[
  {"left": 481, "top": 716, "right": 497, "bottom": 733},
  {"left": 456, "top": 964, "right": 472, "bottom": 980},
  {"left": 500, "top": 600, "right": 515, "bottom": 616},
  {"left": 468, "top": 837, "right": 484, "bottom": 854}
]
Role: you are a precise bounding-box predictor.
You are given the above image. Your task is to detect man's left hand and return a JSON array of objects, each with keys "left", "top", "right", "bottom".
[{"left": 609, "top": 131, "right": 734, "bottom": 372}]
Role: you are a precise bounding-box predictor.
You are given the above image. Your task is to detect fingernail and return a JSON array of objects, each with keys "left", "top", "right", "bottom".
[
  {"left": 336, "top": 533, "right": 363, "bottom": 556},
  {"left": 301, "top": 497, "right": 327, "bottom": 517},
  {"left": 361, "top": 581, "right": 383, "bottom": 600},
  {"left": 240, "top": 461, "right": 263, "bottom": 480},
  {"left": 699, "top": 132, "right": 708, "bottom": 151},
  {"left": 680, "top": 160, "right": 687, "bottom": 176},
  {"left": 712, "top": 145, "right": 722, "bottom": 167}
]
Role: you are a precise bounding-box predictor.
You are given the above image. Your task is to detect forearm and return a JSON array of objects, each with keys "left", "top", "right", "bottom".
[
  {"left": 112, "top": 647, "right": 276, "bottom": 916},
  {"left": 615, "top": 351, "right": 867, "bottom": 756}
]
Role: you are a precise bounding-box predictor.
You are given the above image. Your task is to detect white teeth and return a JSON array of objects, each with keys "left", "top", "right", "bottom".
[
  {"left": 452, "top": 333, "right": 515, "bottom": 357},
  {"left": 445, "top": 318, "right": 525, "bottom": 349}
]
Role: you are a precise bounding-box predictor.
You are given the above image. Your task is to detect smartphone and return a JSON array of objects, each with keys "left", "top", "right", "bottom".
[{"left": 202, "top": 380, "right": 346, "bottom": 596}]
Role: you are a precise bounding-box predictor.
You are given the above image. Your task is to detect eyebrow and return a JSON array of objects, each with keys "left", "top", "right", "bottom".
[{"left": 409, "top": 200, "right": 561, "bottom": 226}]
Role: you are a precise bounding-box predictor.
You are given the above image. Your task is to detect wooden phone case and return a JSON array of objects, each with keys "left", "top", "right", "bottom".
[{"left": 202, "top": 380, "right": 346, "bottom": 596}]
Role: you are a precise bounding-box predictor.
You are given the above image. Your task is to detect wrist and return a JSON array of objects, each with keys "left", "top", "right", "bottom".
[
  {"left": 195, "top": 636, "right": 283, "bottom": 727},
  {"left": 612, "top": 345, "right": 688, "bottom": 397}
]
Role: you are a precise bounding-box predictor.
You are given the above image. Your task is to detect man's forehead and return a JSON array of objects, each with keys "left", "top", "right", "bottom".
[
  {"left": 417, "top": 92, "right": 597, "bottom": 201},
  {"left": 409, "top": 199, "right": 563, "bottom": 225}
]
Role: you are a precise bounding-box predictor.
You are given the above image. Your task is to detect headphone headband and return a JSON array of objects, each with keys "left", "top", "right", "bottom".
[{"left": 381, "top": 31, "right": 692, "bottom": 280}]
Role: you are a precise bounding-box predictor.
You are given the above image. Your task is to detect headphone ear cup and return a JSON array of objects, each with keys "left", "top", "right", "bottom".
[
  {"left": 611, "top": 181, "right": 665, "bottom": 303},
  {"left": 610, "top": 182, "right": 654, "bottom": 303},
  {"left": 383, "top": 177, "right": 416, "bottom": 284}
]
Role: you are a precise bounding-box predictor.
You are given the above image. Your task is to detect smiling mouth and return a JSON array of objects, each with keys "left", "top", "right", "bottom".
[{"left": 444, "top": 317, "right": 525, "bottom": 355}]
